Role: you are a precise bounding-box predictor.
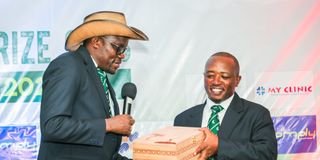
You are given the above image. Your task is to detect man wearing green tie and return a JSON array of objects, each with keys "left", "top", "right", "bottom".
[
  {"left": 174, "top": 52, "right": 277, "bottom": 160},
  {"left": 39, "top": 11, "right": 148, "bottom": 160}
]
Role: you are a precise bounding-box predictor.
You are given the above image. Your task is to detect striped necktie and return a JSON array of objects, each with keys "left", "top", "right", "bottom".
[
  {"left": 97, "top": 68, "right": 112, "bottom": 116},
  {"left": 207, "top": 105, "right": 224, "bottom": 160},
  {"left": 207, "top": 105, "right": 224, "bottom": 135}
]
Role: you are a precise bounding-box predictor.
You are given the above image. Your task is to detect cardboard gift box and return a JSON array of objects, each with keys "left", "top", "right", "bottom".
[{"left": 133, "top": 126, "right": 204, "bottom": 160}]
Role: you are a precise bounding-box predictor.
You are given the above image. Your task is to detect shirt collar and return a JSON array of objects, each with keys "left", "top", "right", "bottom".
[
  {"left": 91, "top": 56, "right": 106, "bottom": 77},
  {"left": 91, "top": 56, "right": 98, "bottom": 68},
  {"left": 206, "top": 94, "right": 234, "bottom": 110}
]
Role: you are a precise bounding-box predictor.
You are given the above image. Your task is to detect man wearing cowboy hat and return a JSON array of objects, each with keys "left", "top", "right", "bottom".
[{"left": 38, "top": 11, "right": 148, "bottom": 160}]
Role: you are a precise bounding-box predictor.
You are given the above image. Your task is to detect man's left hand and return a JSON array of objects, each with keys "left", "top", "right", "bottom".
[{"left": 194, "top": 127, "right": 219, "bottom": 160}]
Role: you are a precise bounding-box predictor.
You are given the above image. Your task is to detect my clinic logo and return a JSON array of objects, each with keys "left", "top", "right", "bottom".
[
  {"left": 256, "top": 86, "right": 266, "bottom": 95},
  {"left": 256, "top": 85, "right": 313, "bottom": 96}
]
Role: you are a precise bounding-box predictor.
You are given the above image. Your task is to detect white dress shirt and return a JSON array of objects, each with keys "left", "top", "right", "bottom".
[{"left": 201, "top": 94, "right": 234, "bottom": 127}]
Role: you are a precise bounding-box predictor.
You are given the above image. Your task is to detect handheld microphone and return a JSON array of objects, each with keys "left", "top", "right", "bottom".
[{"left": 121, "top": 82, "right": 137, "bottom": 115}]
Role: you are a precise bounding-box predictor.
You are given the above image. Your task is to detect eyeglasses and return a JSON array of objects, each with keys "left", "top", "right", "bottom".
[{"left": 101, "top": 37, "right": 127, "bottom": 56}]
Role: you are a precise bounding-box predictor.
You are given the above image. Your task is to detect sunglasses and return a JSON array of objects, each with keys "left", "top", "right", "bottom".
[{"left": 101, "top": 37, "right": 127, "bottom": 56}]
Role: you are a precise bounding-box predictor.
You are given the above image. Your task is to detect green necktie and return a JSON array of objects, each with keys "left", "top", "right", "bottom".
[
  {"left": 207, "top": 105, "right": 224, "bottom": 135},
  {"left": 207, "top": 105, "right": 224, "bottom": 160},
  {"left": 97, "top": 68, "right": 112, "bottom": 116}
]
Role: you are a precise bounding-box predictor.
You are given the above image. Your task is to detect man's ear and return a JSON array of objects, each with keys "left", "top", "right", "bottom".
[
  {"left": 236, "top": 75, "right": 242, "bottom": 87},
  {"left": 90, "top": 37, "right": 102, "bottom": 49}
]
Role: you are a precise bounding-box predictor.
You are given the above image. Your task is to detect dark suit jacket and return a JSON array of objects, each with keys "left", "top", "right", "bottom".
[
  {"left": 174, "top": 93, "right": 277, "bottom": 160},
  {"left": 38, "top": 46, "right": 123, "bottom": 160}
]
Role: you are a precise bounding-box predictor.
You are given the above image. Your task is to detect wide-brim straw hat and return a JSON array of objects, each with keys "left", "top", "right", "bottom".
[{"left": 65, "top": 11, "right": 149, "bottom": 51}]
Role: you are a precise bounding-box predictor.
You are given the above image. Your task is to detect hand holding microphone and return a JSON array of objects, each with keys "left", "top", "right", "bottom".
[
  {"left": 105, "top": 82, "right": 137, "bottom": 135},
  {"left": 105, "top": 115, "right": 135, "bottom": 136}
]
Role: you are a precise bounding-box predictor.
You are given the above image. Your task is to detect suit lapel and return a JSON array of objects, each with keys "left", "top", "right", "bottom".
[
  {"left": 77, "top": 46, "right": 110, "bottom": 115},
  {"left": 219, "top": 93, "right": 245, "bottom": 138},
  {"left": 106, "top": 76, "right": 119, "bottom": 115},
  {"left": 195, "top": 103, "right": 205, "bottom": 127},
  {"left": 190, "top": 103, "right": 206, "bottom": 127}
]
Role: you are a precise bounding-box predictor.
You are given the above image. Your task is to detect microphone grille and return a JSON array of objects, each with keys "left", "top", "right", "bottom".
[{"left": 121, "top": 82, "right": 137, "bottom": 99}]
